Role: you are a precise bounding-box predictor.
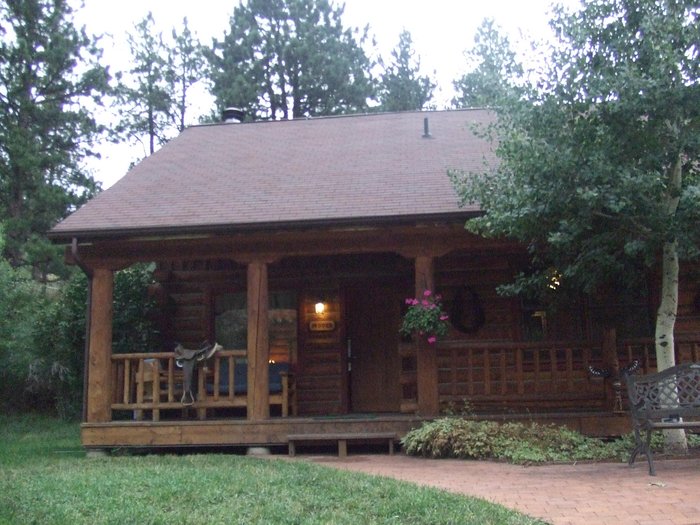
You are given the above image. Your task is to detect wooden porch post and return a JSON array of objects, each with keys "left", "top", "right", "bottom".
[
  {"left": 415, "top": 255, "right": 440, "bottom": 416},
  {"left": 247, "top": 260, "right": 270, "bottom": 421},
  {"left": 86, "top": 269, "right": 114, "bottom": 423},
  {"left": 602, "top": 327, "right": 620, "bottom": 412}
]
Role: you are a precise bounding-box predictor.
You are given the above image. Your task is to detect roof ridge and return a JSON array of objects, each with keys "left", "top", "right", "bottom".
[{"left": 189, "top": 107, "right": 489, "bottom": 130}]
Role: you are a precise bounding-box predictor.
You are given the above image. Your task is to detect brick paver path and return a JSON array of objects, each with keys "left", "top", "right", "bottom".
[{"left": 297, "top": 454, "right": 700, "bottom": 525}]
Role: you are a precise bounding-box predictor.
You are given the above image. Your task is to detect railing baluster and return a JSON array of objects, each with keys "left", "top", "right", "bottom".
[
  {"left": 549, "top": 347, "right": 557, "bottom": 392},
  {"left": 167, "top": 358, "right": 175, "bottom": 402},
  {"left": 227, "top": 356, "right": 234, "bottom": 401},
  {"left": 151, "top": 359, "right": 161, "bottom": 422},
  {"left": 213, "top": 357, "right": 220, "bottom": 402},
  {"left": 566, "top": 347, "right": 574, "bottom": 391},
  {"left": 122, "top": 359, "right": 130, "bottom": 404},
  {"left": 451, "top": 348, "right": 457, "bottom": 397},
  {"left": 134, "top": 358, "right": 145, "bottom": 421},
  {"left": 500, "top": 349, "right": 507, "bottom": 395},
  {"left": 516, "top": 346, "right": 524, "bottom": 395},
  {"left": 483, "top": 350, "right": 491, "bottom": 396},
  {"left": 467, "top": 348, "right": 474, "bottom": 396},
  {"left": 644, "top": 344, "right": 651, "bottom": 373}
]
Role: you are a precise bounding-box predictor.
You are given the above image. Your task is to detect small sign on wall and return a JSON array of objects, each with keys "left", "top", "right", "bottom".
[{"left": 309, "top": 320, "right": 336, "bottom": 332}]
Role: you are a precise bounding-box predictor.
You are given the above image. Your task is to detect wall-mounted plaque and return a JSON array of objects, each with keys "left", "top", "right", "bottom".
[{"left": 309, "top": 320, "right": 336, "bottom": 332}]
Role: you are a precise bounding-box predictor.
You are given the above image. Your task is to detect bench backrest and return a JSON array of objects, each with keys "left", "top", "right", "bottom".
[
  {"left": 213, "top": 360, "right": 289, "bottom": 395},
  {"left": 626, "top": 362, "right": 700, "bottom": 419}
]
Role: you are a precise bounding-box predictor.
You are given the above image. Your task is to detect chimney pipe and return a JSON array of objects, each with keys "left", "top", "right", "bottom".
[
  {"left": 422, "top": 117, "right": 432, "bottom": 138},
  {"left": 222, "top": 107, "right": 246, "bottom": 123}
]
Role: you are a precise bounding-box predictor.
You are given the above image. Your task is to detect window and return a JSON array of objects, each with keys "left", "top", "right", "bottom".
[{"left": 214, "top": 291, "right": 298, "bottom": 362}]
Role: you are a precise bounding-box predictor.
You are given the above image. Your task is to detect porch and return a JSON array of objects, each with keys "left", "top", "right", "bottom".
[
  {"left": 69, "top": 225, "right": 700, "bottom": 450},
  {"left": 82, "top": 334, "right": 700, "bottom": 451},
  {"left": 80, "top": 412, "right": 632, "bottom": 451}
]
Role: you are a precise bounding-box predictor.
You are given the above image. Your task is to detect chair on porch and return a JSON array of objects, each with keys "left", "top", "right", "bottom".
[{"left": 133, "top": 358, "right": 162, "bottom": 421}]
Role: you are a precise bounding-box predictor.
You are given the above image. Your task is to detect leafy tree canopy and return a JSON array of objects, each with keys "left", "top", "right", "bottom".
[
  {"left": 0, "top": 0, "right": 109, "bottom": 275},
  {"left": 451, "top": 0, "right": 700, "bottom": 369},
  {"left": 377, "top": 29, "right": 435, "bottom": 112},
  {"left": 207, "top": 0, "right": 375, "bottom": 120}
]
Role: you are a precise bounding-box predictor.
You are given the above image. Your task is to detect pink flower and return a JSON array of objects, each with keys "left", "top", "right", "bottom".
[
  {"left": 405, "top": 298, "right": 412, "bottom": 304},
  {"left": 423, "top": 290, "right": 432, "bottom": 297},
  {"left": 427, "top": 336, "right": 437, "bottom": 344},
  {"left": 422, "top": 299, "right": 430, "bottom": 307},
  {"left": 440, "top": 314, "right": 449, "bottom": 321},
  {"left": 411, "top": 298, "right": 419, "bottom": 305}
]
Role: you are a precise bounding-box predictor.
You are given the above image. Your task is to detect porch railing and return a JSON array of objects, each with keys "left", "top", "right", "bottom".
[
  {"left": 423, "top": 336, "right": 700, "bottom": 413},
  {"left": 619, "top": 335, "right": 700, "bottom": 374},
  {"left": 111, "top": 349, "right": 256, "bottom": 421},
  {"left": 433, "top": 340, "right": 605, "bottom": 412}
]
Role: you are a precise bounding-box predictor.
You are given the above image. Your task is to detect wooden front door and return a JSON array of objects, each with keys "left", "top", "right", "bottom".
[{"left": 345, "top": 283, "right": 402, "bottom": 412}]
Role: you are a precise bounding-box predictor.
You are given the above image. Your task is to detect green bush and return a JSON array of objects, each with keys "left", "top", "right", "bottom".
[
  {"left": 0, "top": 257, "right": 52, "bottom": 412},
  {"left": 0, "top": 251, "right": 160, "bottom": 417},
  {"left": 401, "top": 417, "right": 700, "bottom": 464}
]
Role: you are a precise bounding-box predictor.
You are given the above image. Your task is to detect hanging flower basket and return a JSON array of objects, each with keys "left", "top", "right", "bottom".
[{"left": 399, "top": 290, "right": 449, "bottom": 344}]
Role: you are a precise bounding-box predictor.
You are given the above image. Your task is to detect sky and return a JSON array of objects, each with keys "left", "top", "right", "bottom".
[{"left": 74, "top": 0, "right": 580, "bottom": 187}]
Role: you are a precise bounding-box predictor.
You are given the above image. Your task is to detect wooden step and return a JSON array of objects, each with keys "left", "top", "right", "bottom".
[{"left": 287, "top": 432, "right": 398, "bottom": 457}]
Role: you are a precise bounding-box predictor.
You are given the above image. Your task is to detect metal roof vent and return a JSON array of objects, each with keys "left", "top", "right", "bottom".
[
  {"left": 222, "top": 107, "right": 246, "bottom": 123},
  {"left": 422, "top": 117, "right": 432, "bottom": 138}
]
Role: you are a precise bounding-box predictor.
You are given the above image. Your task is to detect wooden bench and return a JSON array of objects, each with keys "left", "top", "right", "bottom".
[
  {"left": 287, "top": 432, "right": 398, "bottom": 458},
  {"left": 626, "top": 362, "right": 700, "bottom": 475}
]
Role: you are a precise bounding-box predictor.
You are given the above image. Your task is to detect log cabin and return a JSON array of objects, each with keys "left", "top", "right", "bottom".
[{"left": 49, "top": 109, "right": 700, "bottom": 453}]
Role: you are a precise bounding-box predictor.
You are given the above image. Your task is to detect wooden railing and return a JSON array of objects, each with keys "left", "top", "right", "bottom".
[
  {"left": 111, "top": 349, "right": 258, "bottom": 421},
  {"left": 430, "top": 336, "right": 700, "bottom": 413},
  {"left": 434, "top": 340, "right": 605, "bottom": 412},
  {"left": 618, "top": 335, "right": 700, "bottom": 374}
]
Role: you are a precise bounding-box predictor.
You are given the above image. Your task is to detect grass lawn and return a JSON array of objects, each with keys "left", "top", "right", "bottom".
[{"left": 0, "top": 414, "right": 546, "bottom": 525}]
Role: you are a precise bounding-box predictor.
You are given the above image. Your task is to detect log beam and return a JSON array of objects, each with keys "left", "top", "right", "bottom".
[
  {"left": 86, "top": 269, "right": 114, "bottom": 423},
  {"left": 247, "top": 260, "right": 270, "bottom": 421},
  {"left": 415, "top": 256, "right": 439, "bottom": 416}
]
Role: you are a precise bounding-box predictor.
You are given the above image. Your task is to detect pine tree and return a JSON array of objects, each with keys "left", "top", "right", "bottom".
[
  {"left": 378, "top": 30, "right": 435, "bottom": 112},
  {"left": 208, "top": 0, "right": 375, "bottom": 120},
  {"left": 0, "top": 0, "right": 109, "bottom": 274},
  {"left": 452, "top": 19, "right": 523, "bottom": 108}
]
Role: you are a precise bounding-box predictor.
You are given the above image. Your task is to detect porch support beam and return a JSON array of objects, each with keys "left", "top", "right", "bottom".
[
  {"left": 602, "top": 327, "right": 620, "bottom": 412},
  {"left": 247, "top": 260, "right": 270, "bottom": 421},
  {"left": 86, "top": 269, "right": 114, "bottom": 423},
  {"left": 415, "top": 255, "right": 440, "bottom": 416}
]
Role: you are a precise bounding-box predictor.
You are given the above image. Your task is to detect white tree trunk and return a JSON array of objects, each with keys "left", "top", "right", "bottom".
[
  {"left": 654, "top": 154, "right": 686, "bottom": 454},
  {"left": 655, "top": 240, "right": 679, "bottom": 372}
]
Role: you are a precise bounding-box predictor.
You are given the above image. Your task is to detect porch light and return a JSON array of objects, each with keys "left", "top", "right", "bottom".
[{"left": 315, "top": 302, "right": 326, "bottom": 315}]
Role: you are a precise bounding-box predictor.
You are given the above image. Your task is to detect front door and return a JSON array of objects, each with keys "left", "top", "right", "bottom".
[{"left": 345, "top": 283, "right": 403, "bottom": 412}]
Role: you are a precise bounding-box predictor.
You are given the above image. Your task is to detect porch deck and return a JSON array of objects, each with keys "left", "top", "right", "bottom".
[{"left": 80, "top": 411, "right": 631, "bottom": 451}]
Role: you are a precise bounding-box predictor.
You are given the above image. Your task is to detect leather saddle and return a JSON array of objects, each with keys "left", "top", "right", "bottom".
[{"left": 174, "top": 341, "right": 221, "bottom": 405}]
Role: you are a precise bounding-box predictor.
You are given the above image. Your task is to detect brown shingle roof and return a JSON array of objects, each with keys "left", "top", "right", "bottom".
[{"left": 51, "top": 109, "right": 493, "bottom": 239}]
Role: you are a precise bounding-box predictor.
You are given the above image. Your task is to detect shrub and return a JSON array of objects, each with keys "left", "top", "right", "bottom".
[
  {"left": 400, "top": 417, "right": 695, "bottom": 464},
  {"left": 0, "top": 257, "right": 51, "bottom": 412},
  {"left": 1, "top": 257, "right": 161, "bottom": 418}
]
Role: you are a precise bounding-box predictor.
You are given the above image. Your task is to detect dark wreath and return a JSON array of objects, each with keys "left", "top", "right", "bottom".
[{"left": 450, "top": 285, "right": 485, "bottom": 334}]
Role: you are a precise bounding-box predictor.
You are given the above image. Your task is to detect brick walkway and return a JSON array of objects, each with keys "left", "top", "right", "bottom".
[{"left": 295, "top": 454, "right": 700, "bottom": 525}]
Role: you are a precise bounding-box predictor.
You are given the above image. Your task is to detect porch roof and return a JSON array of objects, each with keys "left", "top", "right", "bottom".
[{"left": 50, "top": 109, "right": 494, "bottom": 241}]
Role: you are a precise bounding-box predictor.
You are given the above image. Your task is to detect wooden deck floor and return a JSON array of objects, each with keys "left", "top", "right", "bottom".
[{"left": 81, "top": 411, "right": 631, "bottom": 450}]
